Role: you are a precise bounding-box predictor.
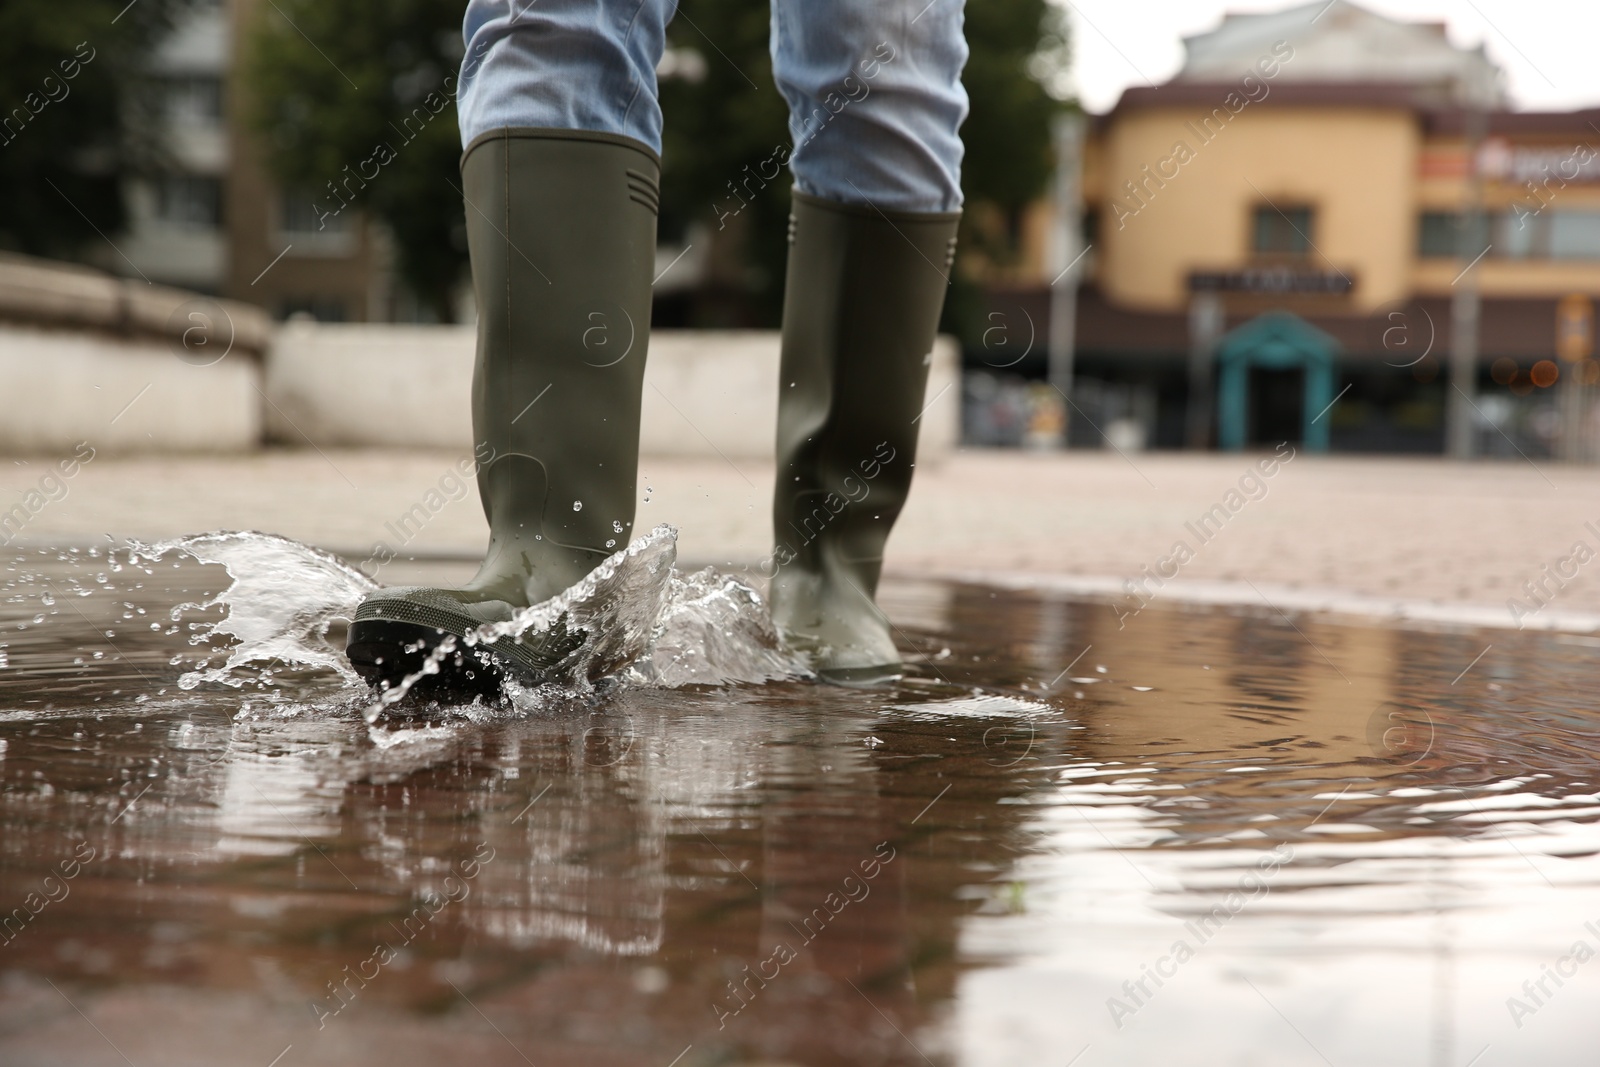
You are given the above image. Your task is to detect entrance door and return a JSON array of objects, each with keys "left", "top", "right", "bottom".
[
  {"left": 1249, "top": 367, "right": 1304, "bottom": 446},
  {"left": 1214, "top": 312, "right": 1337, "bottom": 452}
]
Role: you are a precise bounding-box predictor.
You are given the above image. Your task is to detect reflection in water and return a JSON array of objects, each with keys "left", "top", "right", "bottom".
[
  {"left": 0, "top": 546, "right": 1598, "bottom": 1064},
  {"left": 478, "top": 711, "right": 667, "bottom": 958}
]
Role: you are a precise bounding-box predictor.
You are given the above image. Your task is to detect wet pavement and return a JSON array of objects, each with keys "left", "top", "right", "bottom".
[{"left": 1, "top": 542, "right": 1598, "bottom": 1066}]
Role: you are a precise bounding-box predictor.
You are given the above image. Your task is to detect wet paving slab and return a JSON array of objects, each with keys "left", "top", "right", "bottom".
[{"left": 1, "top": 540, "right": 1598, "bottom": 1066}]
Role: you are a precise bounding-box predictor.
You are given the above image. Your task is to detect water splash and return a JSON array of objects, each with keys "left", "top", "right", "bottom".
[
  {"left": 128, "top": 531, "right": 377, "bottom": 692},
  {"left": 507, "top": 522, "right": 683, "bottom": 685},
  {"left": 512, "top": 524, "right": 808, "bottom": 690},
  {"left": 367, "top": 525, "right": 809, "bottom": 718},
  {"left": 625, "top": 565, "right": 807, "bottom": 688},
  {"left": 122, "top": 526, "right": 805, "bottom": 714},
  {"left": 363, "top": 526, "right": 681, "bottom": 718}
]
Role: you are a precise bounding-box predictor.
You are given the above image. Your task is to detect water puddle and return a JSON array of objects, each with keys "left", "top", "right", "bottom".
[{"left": 0, "top": 532, "right": 1596, "bottom": 1065}]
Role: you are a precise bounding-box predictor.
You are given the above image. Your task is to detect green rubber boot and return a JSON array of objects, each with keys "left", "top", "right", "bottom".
[
  {"left": 768, "top": 192, "right": 960, "bottom": 684},
  {"left": 347, "top": 128, "right": 659, "bottom": 701}
]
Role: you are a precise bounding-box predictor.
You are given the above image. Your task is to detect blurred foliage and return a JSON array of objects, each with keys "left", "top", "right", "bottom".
[
  {"left": 0, "top": 0, "right": 192, "bottom": 262},
  {"left": 945, "top": 0, "right": 1072, "bottom": 347},
  {"left": 660, "top": 0, "right": 1070, "bottom": 331},
  {"left": 246, "top": 0, "right": 467, "bottom": 321},
  {"left": 247, "top": 0, "right": 1068, "bottom": 327},
  {"left": 962, "top": 0, "right": 1071, "bottom": 233},
  {"left": 658, "top": 1, "right": 794, "bottom": 326}
]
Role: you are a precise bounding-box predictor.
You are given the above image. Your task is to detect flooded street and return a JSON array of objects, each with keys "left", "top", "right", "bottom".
[{"left": 1, "top": 540, "right": 1598, "bottom": 1066}]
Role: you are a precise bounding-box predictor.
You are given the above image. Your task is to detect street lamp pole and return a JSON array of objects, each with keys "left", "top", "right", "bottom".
[
  {"left": 1186, "top": 290, "right": 1223, "bottom": 449},
  {"left": 1048, "top": 112, "right": 1086, "bottom": 443},
  {"left": 1447, "top": 70, "right": 1490, "bottom": 459}
]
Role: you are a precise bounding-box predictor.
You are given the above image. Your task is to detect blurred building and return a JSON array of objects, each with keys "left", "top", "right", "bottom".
[
  {"left": 978, "top": 0, "right": 1600, "bottom": 456},
  {"left": 124, "top": 0, "right": 386, "bottom": 321},
  {"left": 121, "top": 0, "right": 230, "bottom": 294},
  {"left": 124, "top": 0, "right": 708, "bottom": 324}
]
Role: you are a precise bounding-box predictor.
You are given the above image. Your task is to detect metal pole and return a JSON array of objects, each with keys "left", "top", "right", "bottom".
[
  {"left": 1555, "top": 294, "right": 1594, "bottom": 462},
  {"left": 1584, "top": 370, "right": 1593, "bottom": 464},
  {"left": 1186, "top": 291, "right": 1223, "bottom": 449},
  {"left": 1447, "top": 80, "right": 1489, "bottom": 459},
  {"left": 1048, "top": 112, "right": 1086, "bottom": 442},
  {"left": 1560, "top": 367, "right": 1582, "bottom": 461}
]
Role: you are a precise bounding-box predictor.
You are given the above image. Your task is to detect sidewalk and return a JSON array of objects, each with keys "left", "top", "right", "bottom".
[{"left": 5, "top": 446, "right": 1597, "bottom": 629}]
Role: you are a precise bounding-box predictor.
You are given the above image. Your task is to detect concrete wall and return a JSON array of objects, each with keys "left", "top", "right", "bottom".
[
  {"left": 0, "top": 316, "right": 959, "bottom": 459},
  {"left": 0, "top": 252, "right": 270, "bottom": 453},
  {"left": 0, "top": 324, "right": 262, "bottom": 454},
  {"left": 0, "top": 253, "right": 960, "bottom": 458},
  {"left": 0, "top": 253, "right": 272, "bottom": 355},
  {"left": 262, "top": 321, "right": 472, "bottom": 449},
  {"left": 262, "top": 322, "right": 962, "bottom": 461}
]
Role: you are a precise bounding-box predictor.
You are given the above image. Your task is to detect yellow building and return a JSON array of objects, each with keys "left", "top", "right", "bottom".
[{"left": 989, "top": 0, "right": 1600, "bottom": 455}]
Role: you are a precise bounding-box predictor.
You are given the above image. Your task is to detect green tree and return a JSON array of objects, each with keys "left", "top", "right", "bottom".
[
  {"left": 0, "top": 0, "right": 192, "bottom": 262},
  {"left": 246, "top": 0, "right": 467, "bottom": 321},
  {"left": 658, "top": 0, "right": 1070, "bottom": 330},
  {"left": 944, "top": 0, "right": 1072, "bottom": 346},
  {"left": 656, "top": 1, "right": 793, "bottom": 325},
  {"left": 963, "top": 0, "right": 1070, "bottom": 236},
  {"left": 246, "top": 0, "right": 1067, "bottom": 327}
]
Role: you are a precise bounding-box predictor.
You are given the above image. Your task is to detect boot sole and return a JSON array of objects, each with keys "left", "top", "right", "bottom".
[
  {"left": 348, "top": 595, "right": 584, "bottom": 703},
  {"left": 347, "top": 619, "right": 508, "bottom": 704}
]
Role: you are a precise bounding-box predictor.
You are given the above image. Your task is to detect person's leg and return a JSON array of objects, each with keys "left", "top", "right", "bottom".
[
  {"left": 456, "top": 0, "right": 671, "bottom": 152},
  {"left": 771, "top": 0, "right": 967, "bottom": 213},
  {"left": 347, "top": 1, "right": 673, "bottom": 699},
  {"left": 767, "top": 0, "right": 969, "bottom": 682}
]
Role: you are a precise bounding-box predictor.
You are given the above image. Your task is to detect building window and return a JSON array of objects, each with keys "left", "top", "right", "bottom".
[
  {"left": 1418, "top": 212, "right": 1460, "bottom": 258},
  {"left": 278, "top": 189, "right": 352, "bottom": 237},
  {"left": 163, "top": 75, "right": 224, "bottom": 125},
  {"left": 1549, "top": 212, "right": 1600, "bottom": 260},
  {"left": 1417, "top": 210, "right": 1600, "bottom": 261},
  {"left": 1421, "top": 211, "right": 1498, "bottom": 259},
  {"left": 155, "top": 174, "right": 223, "bottom": 228},
  {"left": 1498, "top": 209, "right": 1540, "bottom": 259},
  {"left": 1251, "top": 205, "right": 1313, "bottom": 257}
]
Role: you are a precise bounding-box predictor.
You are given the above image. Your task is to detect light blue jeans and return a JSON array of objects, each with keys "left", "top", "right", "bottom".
[{"left": 457, "top": 0, "right": 968, "bottom": 213}]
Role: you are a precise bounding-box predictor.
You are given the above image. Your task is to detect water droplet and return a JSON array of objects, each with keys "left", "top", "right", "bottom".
[
  {"left": 613, "top": 520, "right": 623, "bottom": 533},
  {"left": 606, "top": 539, "right": 617, "bottom": 548},
  {"left": 573, "top": 501, "right": 583, "bottom": 511}
]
